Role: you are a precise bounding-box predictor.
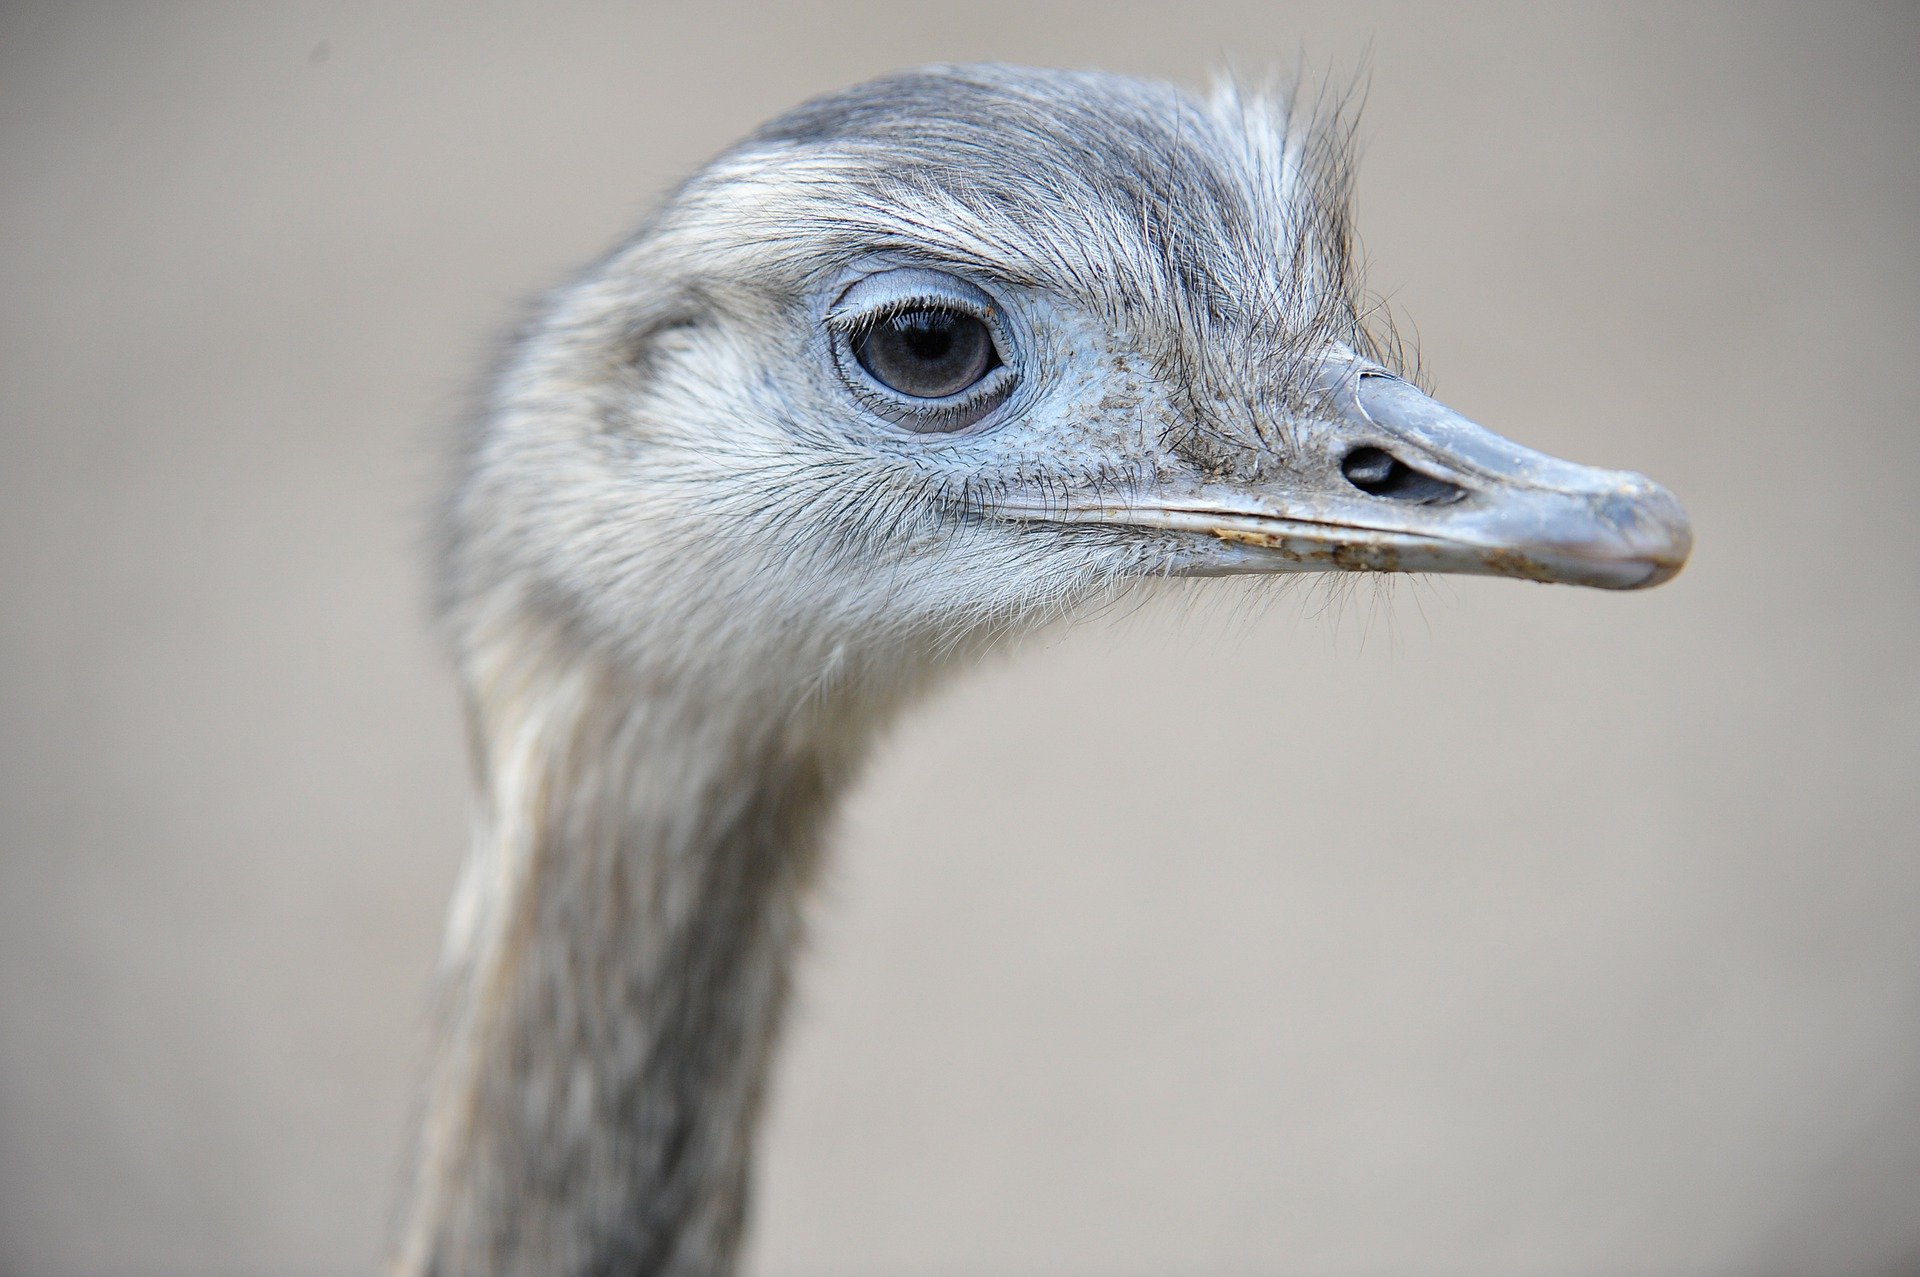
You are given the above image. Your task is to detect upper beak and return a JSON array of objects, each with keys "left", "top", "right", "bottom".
[{"left": 1012, "top": 362, "right": 1692, "bottom": 590}]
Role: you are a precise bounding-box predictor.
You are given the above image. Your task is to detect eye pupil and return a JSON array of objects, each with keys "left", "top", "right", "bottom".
[
  {"left": 854, "top": 307, "right": 998, "bottom": 399},
  {"left": 897, "top": 312, "right": 955, "bottom": 360}
]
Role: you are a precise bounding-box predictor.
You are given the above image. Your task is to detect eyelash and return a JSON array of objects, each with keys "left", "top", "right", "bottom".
[{"left": 828, "top": 291, "right": 990, "bottom": 340}]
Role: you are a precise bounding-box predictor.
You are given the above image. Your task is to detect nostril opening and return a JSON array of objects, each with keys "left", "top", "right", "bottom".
[
  {"left": 1342, "top": 446, "right": 1465, "bottom": 504},
  {"left": 1342, "top": 446, "right": 1396, "bottom": 489}
]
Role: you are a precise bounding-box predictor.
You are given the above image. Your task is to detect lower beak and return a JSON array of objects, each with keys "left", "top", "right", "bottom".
[{"left": 1018, "top": 366, "right": 1692, "bottom": 591}]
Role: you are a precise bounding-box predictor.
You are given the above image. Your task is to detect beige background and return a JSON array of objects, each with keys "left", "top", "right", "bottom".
[{"left": 3, "top": 3, "right": 1917, "bottom": 1275}]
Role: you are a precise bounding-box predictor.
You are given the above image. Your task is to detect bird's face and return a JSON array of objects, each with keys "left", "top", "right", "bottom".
[
  {"left": 481, "top": 67, "right": 1689, "bottom": 677},
  {"left": 803, "top": 254, "right": 1690, "bottom": 592}
]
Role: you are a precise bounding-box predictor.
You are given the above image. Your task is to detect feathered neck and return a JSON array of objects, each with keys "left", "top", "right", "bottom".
[{"left": 394, "top": 609, "right": 883, "bottom": 1276}]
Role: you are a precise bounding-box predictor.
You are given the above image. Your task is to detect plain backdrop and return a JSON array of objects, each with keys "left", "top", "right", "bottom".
[{"left": 3, "top": 3, "right": 1917, "bottom": 1275}]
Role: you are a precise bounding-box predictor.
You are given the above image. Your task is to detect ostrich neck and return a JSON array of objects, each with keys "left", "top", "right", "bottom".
[{"left": 397, "top": 614, "right": 867, "bottom": 1277}]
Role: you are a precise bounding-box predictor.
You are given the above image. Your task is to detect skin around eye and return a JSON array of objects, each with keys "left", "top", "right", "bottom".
[{"left": 853, "top": 308, "right": 999, "bottom": 398}]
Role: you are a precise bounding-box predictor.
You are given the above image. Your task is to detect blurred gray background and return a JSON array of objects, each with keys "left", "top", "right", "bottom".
[{"left": 3, "top": 3, "right": 1916, "bottom": 1275}]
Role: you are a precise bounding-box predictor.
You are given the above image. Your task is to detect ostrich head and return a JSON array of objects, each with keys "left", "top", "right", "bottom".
[
  {"left": 411, "top": 64, "right": 1694, "bottom": 1277},
  {"left": 441, "top": 64, "right": 1690, "bottom": 717}
]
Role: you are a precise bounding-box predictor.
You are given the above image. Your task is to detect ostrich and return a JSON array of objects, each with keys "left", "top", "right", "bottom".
[{"left": 394, "top": 64, "right": 1690, "bottom": 1277}]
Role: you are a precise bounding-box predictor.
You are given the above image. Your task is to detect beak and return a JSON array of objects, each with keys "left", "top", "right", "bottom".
[{"left": 1011, "top": 362, "right": 1692, "bottom": 590}]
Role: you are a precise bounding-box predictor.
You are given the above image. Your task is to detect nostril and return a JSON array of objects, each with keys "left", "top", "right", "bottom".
[
  {"left": 1342, "top": 446, "right": 1396, "bottom": 488},
  {"left": 1341, "top": 446, "right": 1465, "bottom": 504}
]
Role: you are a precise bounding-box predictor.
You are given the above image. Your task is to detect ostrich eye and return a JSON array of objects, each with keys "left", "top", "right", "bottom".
[
  {"left": 829, "top": 267, "right": 1019, "bottom": 434},
  {"left": 853, "top": 308, "right": 1000, "bottom": 399}
]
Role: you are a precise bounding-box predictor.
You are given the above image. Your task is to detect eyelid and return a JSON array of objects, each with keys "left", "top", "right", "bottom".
[
  {"left": 827, "top": 268, "right": 1000, "bottom": 332},
  {"left": 855, "top": 363, "right": 1017, "bottom": 434},
  {"left": 825, "top": 292, "right": 991, "bottom": 337}
]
